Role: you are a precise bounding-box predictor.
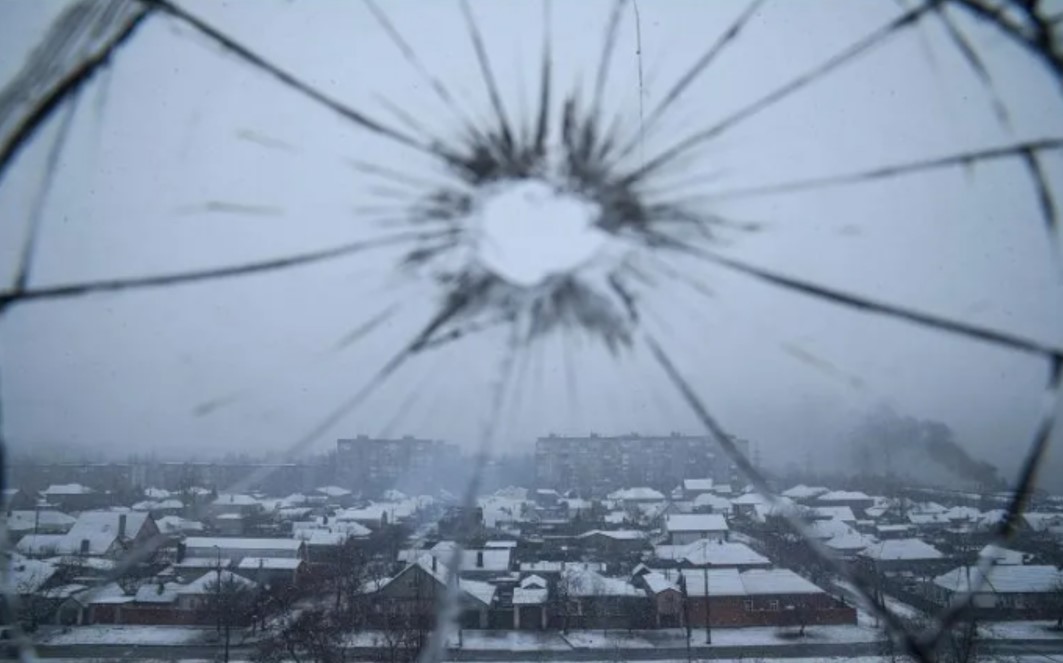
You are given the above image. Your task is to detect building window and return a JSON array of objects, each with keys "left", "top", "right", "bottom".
[
  {"left": 768, "top": 600, "right": 780, "bottom": 611},
  {"left": 743, "top": 600, "right": 754, "bottom": 612}
]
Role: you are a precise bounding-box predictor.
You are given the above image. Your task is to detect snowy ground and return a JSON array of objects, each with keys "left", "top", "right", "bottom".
[
  {"left": 981, "top": 621, "right": 1063, "bottom": 640},
  {"left": 35, "top": 625, "right": 213, "bottom": 646}
]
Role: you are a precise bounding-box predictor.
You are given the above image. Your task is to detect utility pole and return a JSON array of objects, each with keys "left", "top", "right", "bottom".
[{"left": 703, "top": 565, "right": 711, "bottom": 644}]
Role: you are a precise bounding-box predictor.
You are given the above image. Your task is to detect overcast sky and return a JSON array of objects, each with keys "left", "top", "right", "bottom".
[{"left": 1, "top": 0, "right": 1061, "bottom": 489}]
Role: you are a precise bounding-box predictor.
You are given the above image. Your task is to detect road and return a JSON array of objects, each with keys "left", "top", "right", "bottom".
[{"left": 31, "top": 637, "right": 1063, "bottom": 661}]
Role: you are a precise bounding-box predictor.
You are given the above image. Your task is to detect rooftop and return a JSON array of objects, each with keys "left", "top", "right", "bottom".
[
  {"left": 185, "top": 536, "right": 303, "bottom": 551},
  {"left": 859, "top": 538, "right": 944, "bottom": 561},
  {"left": 934, "top": 565, "right": 1063, "bottom": 594},
  {"left": 665, "top": 513, "right": 728, "bottom": 533}
]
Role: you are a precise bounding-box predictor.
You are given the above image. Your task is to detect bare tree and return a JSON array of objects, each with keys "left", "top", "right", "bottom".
[
  {"left": 255, "top": 608, "right": 347, "bottom": 663},
  {"left": 198, "top": 573, "right": 255, "bottom": 663}
]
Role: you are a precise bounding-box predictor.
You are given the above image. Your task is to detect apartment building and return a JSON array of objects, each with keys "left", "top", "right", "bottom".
[{"left": 535, "top": 432, "right": 748, "bottom": 495}]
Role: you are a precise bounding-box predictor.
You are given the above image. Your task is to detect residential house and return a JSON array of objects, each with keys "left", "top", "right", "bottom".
[
  {"left": 183, "top": 536, "right": 305, "bottom": 564},
  {"left": 679, "top": 567, "right": 857, "bottom": 628},
  {"left": 398, "top": 541, "right": 512, "bottom": 580},
  {"left": 23, "top": 512, "right": 157, "bottom": 559},
  {"left": 575, "top": 529, "right": 648, "bottom": 556},
  {"left": 780, "top": 485, "right": 829, "bottom": 504},
  {"left": 364, "top": 556, "right": 496, "bottom": 628},
  {"left": 209, "top": 493, "right": 263, "bottom": 517},
  {"left": 665, "top": 514, "right": 729, "bottom": 545},
  {"left": 3, "top": 488, "right": 36, "bottom": 510},
  {"left": 8, "top": 510, "right": 76, "bottom": 535},
  {"left": 858, "top": 538, "right": 947, "bottom": 575},
  {"left": 636, "top": 571, "right": 684, "bottom": 627},
  {"left": 815, "top": 490, "right": 875, "bottom": 513},
  {"left": 653, "top": 539, "right": 770, "bottom": 569},
  {"left": 40, "top": 484, "right": 107, "bottom": 511},
  {"left": 513, "top": 574, "right": 549, "bottom": 629},
  {"left": 692, "top": 493, "right": 732, "bottom": 515},
  {"left": 235, "top": 556, "right": 305, "bottom": 587},
  {"left": 931, "top": 564, "right": 1063, "bottom": 618},
  {"left": 555, "top": 566, "right": 652, "bottom": 630},
  {"left": 680, "top": 479, "right": 715, "bottom": 501}
]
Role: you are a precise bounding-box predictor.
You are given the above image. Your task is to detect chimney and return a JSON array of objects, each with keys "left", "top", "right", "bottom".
[
  {"left": 431, "top": 556, "right": 437, "bottom": 573},
  {"left": 323, "top": 515, "right": 328, "bottom": 525},
  {"left": 118, "top": 514, "right": 128, "bottom": 540},
  {"left": 176, "top": 541, "right": 187, "bottom": 563},
  {"left": 80, "top": 539, "right": 90, "bottom": 555},
  {"left": 476, "top": 551, "right": 484, "bottom": 568}
]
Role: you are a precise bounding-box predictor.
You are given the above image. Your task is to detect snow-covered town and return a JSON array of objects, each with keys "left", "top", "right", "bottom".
[
  {"left": 4, "top": 0, "right": 1063, "bottom": 661},
  {"left": 5, "top": 435, "right": 1063, "bottom": 662}
]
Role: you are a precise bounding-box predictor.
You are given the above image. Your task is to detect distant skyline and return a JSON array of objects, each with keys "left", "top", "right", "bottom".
[{"left": 1, "top": 1, "right": 1061, "bottom": 491}]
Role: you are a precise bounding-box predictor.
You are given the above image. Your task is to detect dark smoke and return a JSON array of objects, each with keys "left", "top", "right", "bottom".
[{"left": 851, "top": 406, "right": 1003, "bottom": 488}]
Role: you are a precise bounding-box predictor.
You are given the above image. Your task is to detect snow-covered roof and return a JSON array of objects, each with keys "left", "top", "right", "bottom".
[
  {"left": 212, "top": 493, "right": 259, "bottom": 506},
  {"left": 817, "top": 490, "right": 871, "bottom": 502},
  {"left": 514, "top": 574, "right": 549, "bottom": 604},
  {"left": 237, "top": 557, "right": 304, "bottom": 570},
  {"left": 315, "top": 485, "right": 353, "bottom": 497},
  {"left": 607, "top": 487, "right": 665, "bottom": 501},
  {"left": 16, "top": 534, "right": 65, "bottom": 556},
  {"left": 60, "top": 511, "right": 152, "bottom": 555},
  {"left": 875, "top": 524, "right": 912, "bottom": 533},
  {"left": 485, "top": 540, "right": 518, "bottom": 549},
  {"left": 740, "top": 568, "right": 824, "bottom": 595},
  {"left": 577, "top": 529, "right": 646, "bottom": 541},
  {"left": 603, "top": 511, "right": 627, "bottom": 524},
  {"left": 824, "top": 532, "right": 876, "bottom": 552},
  {"left": 135, "top": 582, "right": 180, "bottom": 604},
  {"left": 180, "top": 569, "right": 258, "bottom": 594},
  {"left": 562, "top": 567, "right": 644, "bottom": 597},
  {"left": 864, "top": 505, "right": 890, "bottom": 519},
  {"left": 943, "top": 506, "right": 981, "bottom": 521},
  {"left": 682, "top": 479, "right": 714, "bottom": 492},
  {"left": 520, "top": 561, "right": 604, "bottom": 574},
  {"left": 681, "top": 568, "right": 745, "bottom": 597},
  {"left": 10, "top": 554, "right": 57, "bottom": 593},
  {"left": 44, "top": 555, "right": 116, "bottom": 572},
  {"left": 731, "top": 492, "right": 768, "bottom": 506},
  {"left": 934, "top": 565, "right": 1063, "bottom": 594},
  {"left": 77, "top": 581, "right": 133, "bottom": 605},
  {"left": 1022, "top": 512, "right": 1063, "bottom": 532},
  {"left": 39, "top": 583, "right": 88, "bottom": 600},
  {"left": 295, "top": 530, "right": 346, "bottom": 546},
  {"left": 908, "top": 513, "right": 952, "bottom": 526},
  {"left": 859, "top": 538, "right": 944, "bottom": 561},
  {"left": 665, "top": 513, "right": 728, "bottom": 533},
  {"left": 654, "top": 540, "right": 769, "bottom": 567},
  {"left": 398, "top": 543, "right": 511, "bottom": 572},
  {"left": 978, "top": 544, "right": 1028, "bottom": 566},
  {"left": 692, "top": 493, "right": 732, "bottom": 511},
  {"left": 185, "top": 536, "right": 303, "bottom": 552},
  {"left": 7, "top": 510, "right": 76, "bottom": 532},
  {"left": 42, "top": 483, "right": 94, "bottom": 495},
  {"left": 156, "top": 516, "right": 205, "bottom": 534},
  {"left": 811, "top": 506, "right": 856, "bottom": 522},
  {"left": 642, "top": 571, "right": 679, "bottom": 594},
  {"left": 781, "top": 485, "right": 829, "bottom": 500},
  {"left": 386, "top": 556, "right": 497, "bottom": 606},
  {"left": 680, "top": 568, "right": 824, "bottom": 597},
  {"left": 144, "top": 488, "right": 172, "bottom": 499},
  {"left": 805, "top": 519, "right": 856, "bottom": 540}
]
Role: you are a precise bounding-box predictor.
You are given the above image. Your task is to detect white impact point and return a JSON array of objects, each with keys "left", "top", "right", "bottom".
[{"left": 475, "top": 180, "right": 609, "bottom": 287}]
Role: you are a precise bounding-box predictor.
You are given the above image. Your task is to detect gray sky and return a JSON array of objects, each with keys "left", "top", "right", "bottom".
[{"left": 1, "top": 0, "right": 1061, "bottom": 489}]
